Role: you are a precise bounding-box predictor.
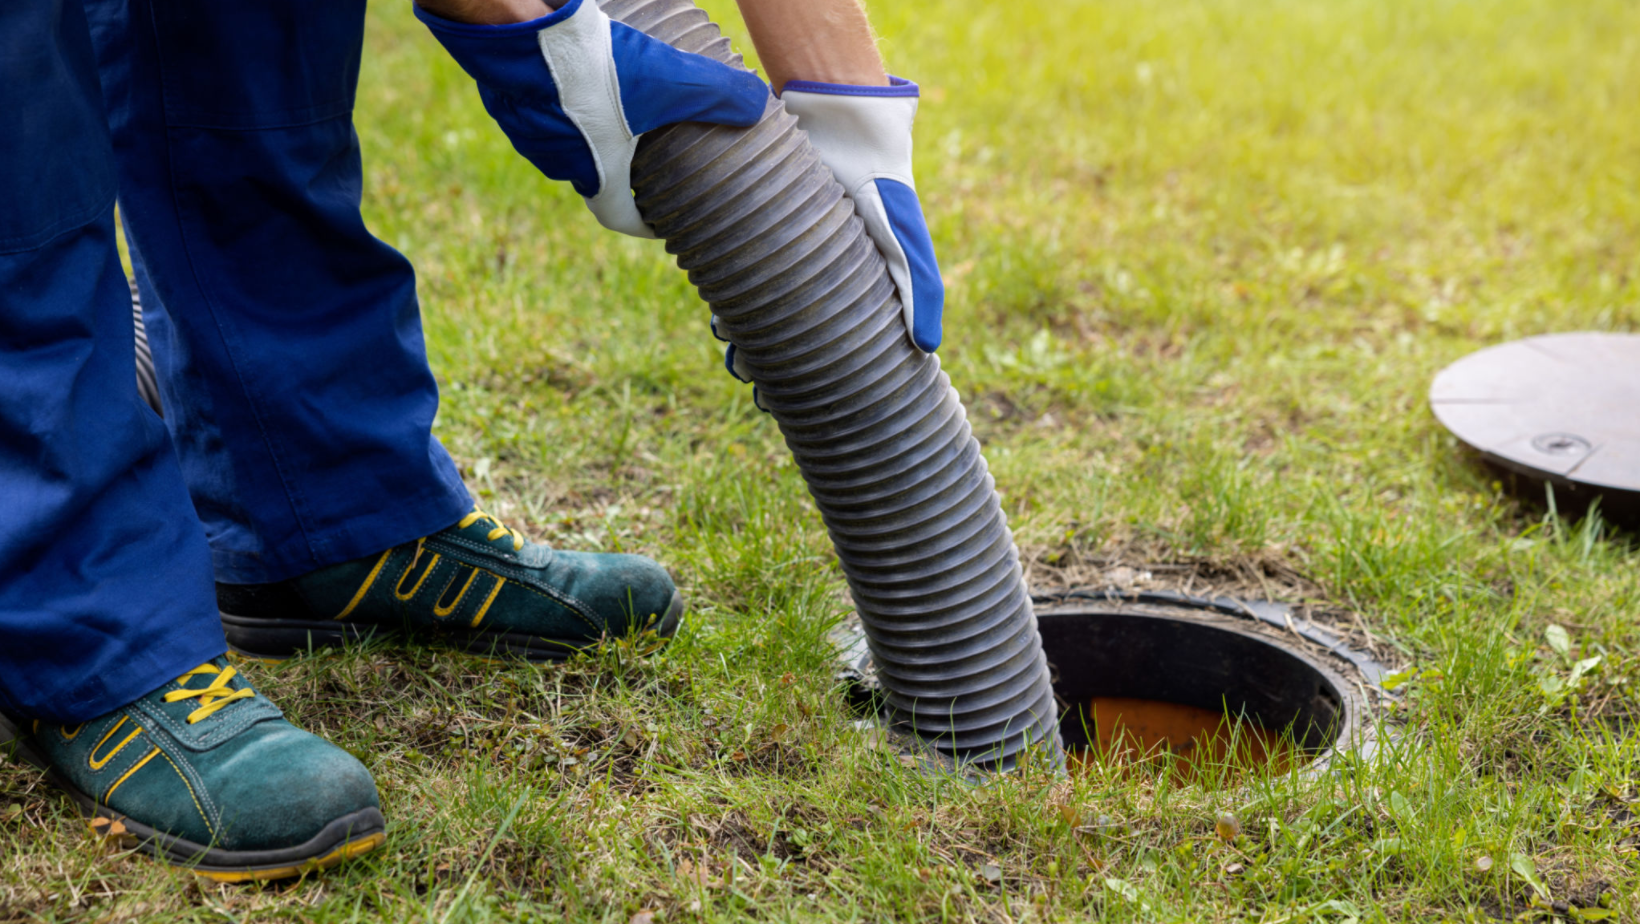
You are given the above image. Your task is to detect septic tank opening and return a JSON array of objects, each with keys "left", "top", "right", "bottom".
[
  {"left": 834, "top": 588, "right": 1387, "bottom": 778},
  {"left": 1071, "top": 697, "right": 1300, "bottom": 781},
  {"left": 1042, "top": 606, "right": 1357, "bottom": 782}
]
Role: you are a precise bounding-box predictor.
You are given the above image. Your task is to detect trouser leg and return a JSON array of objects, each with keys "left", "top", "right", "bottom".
[
  {"left": 0, "top": 0, "right": 223, "bottom": 723},
  {"left": 83, "top": 0, "right": 471, "bottom": 585}
]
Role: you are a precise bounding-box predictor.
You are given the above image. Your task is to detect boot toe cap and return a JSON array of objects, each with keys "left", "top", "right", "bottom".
[
  {"left": 553, "top": 551, "right": 679, "bottom": 635},
  {"left": 208, "top": 722, "right": 382, "bottom": 853}
]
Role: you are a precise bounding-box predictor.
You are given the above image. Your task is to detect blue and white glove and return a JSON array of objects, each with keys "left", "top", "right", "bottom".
[
  {"left": 783, "top": 76, "right": 944, "bottom": 353},
  {"left": 417, "top": 0, "right": 768, "bottom": 237},
  {"left": 711, "top": 314, "right": 763, "bottom": 409},
  {"left": 718, "top": 75, "right": 945, "bottom": 403}
]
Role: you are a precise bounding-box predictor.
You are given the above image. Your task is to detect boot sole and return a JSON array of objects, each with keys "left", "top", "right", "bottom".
[
  {"left": 221, "top": 588, "right": 685, "bottom": 663},
  {"left": 0, "top": 712, "right": 384, "bottom": 882}
]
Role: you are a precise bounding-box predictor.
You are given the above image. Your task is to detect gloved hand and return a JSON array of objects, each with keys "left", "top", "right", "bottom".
[
  {"left": 782, "top": 76, "right": 944, "bottom": 353},
  {"left": 716, "top": 75, "right": 944, "bottom": 409},
  {"left": 712, "top": 314, "right": 764, "bottom": 411},
  {"left": 417, "top": 0, "right": 768, "bottom": 237}
]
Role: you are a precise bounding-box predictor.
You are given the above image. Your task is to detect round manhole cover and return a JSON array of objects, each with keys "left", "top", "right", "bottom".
[{"left": 1430, "top": 333, "right": 1640, "bottom": 516}]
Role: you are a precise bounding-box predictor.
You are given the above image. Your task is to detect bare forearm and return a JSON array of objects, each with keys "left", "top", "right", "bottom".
[
  {"left": 417, "top": 0, "right": 889, "bottom": 93},
  {"left": 733, "top": 0, "right": 887, "bottom": 93}
]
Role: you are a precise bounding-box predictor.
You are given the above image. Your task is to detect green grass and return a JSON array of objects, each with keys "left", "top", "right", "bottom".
[{"left": 6, "top": 0, "right": 1640, "bottom": 919}]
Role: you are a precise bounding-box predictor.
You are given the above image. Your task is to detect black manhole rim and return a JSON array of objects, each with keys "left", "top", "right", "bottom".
[
  {"left": 834, "top": 589, "right": 1392, "bottom": 777},
  {"left": 1038, "top": 605, "right": 1371, "bottom": 776}
]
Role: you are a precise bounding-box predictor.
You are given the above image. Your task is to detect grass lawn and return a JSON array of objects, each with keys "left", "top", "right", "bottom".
[{"left": 5, "top": 0, "right": 1640, "bottom": 920}]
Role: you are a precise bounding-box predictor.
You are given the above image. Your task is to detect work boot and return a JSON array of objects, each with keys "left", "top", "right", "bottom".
[
  {"left": 0, "top": 658, "right": 384, "bottom": 882},
  {"left": 218, "top": 507, "right": 683, "bottom": 662}
]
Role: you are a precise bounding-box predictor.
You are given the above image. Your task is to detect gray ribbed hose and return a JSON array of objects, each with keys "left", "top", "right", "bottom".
[
  {"left": 602, "top": 0, "right": 1063, "bottom": 770},
  {"left": 132, "top": 279, "right": 164, "bottom": 415}
]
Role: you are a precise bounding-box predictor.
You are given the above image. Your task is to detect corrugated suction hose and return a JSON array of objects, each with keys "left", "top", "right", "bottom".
[
  {"left": 124, "top": 0, "right": 1060, "bottom": 769},
  {"left": 132, "top": 280, "right": 164, "bottom": 416},
  {"left": 602, "top": 0, "right": 1063, "bottom": 770}
]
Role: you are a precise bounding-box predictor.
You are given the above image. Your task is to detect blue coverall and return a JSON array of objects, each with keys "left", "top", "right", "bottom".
[{"left": 1, "top": 0, "right": 471, "bottom": 723}]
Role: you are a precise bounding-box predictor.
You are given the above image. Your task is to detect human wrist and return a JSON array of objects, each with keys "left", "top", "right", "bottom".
[
  {"left": 764, "top": 58, "right": 887, "bottom": 96},
  {"left": 413, "top": 0, "right": 554, "bottom": 26},
  {"left": 734, "top": 0, "right": 886, "bottom": 93}
]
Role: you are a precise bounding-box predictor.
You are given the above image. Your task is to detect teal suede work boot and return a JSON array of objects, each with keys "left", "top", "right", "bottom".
[
  {"left": 217, "top": 507, "right": 683, "bottom": 662},
  {"left": 0, "top": 658, "right": 384, "bottom": 882}
]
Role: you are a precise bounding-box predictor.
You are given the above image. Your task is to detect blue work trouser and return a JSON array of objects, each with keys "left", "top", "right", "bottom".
[
  {"left": 85, "top": 0, "right": 471, "bottom": 585},
  {"left": 0, "top": 0, "right": 221, "bottom": 722},
  {"left": 1, "top": 1, "right": 469, "bottom": 721}
]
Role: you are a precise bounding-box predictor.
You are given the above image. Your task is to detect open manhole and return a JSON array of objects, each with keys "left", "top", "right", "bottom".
[{"left": 835, "top": 589, "right": 1390, "bottom": 779}]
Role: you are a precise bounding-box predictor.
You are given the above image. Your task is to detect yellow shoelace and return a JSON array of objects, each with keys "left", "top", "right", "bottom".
[
  {"left": 458, "top": 506, "right": 524, "bottom": 551},
  {"left": 162, "top": 663, "right": 256, "bottom": 725}
]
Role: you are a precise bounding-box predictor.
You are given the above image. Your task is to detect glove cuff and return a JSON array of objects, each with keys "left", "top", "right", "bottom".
[
  {"left": 781, "top": 76, "right": 918, "bottom": 195},
  {"left": 413, "top": 0, "right": 584, "bottom": 100},
  {"left": 779, "top": 74, "right": 919, "bottom": 98}
]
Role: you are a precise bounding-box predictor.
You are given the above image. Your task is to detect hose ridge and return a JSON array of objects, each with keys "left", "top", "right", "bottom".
[{"left": 605, "top": 0, "right": 1063, "bottom": 768}]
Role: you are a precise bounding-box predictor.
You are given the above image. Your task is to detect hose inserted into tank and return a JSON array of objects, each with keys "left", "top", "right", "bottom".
[{"left": 601, "top": 0, "right": 1064, "bottom": 770}]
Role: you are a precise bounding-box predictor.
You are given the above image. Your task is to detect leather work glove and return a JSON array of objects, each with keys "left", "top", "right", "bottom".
[
  {"left": 782, "top": 76, "right": 945, "bottom": 353},
  {"left": 718, "top": 75, "right": 945, "bottom": 407},
  {"left": 417, "top": 0, "right": 768, "bottom": 238}
]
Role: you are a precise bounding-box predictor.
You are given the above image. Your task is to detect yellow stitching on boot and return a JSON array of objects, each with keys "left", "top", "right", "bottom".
[
  {"left": 396, "top": 549, "right": 441, "bottom": 601},
  {"left": 470, "top": 575, "right": 507, "bottom": 628},
  {"left": 60, "top": 723, "right": 84, "bottom": 741},
  {"left": 434, "top": 566, "right": 480, "bottom": 618},
  {"left": 335, "top": 549, "right": 393, "bottom": 620},
  {"left": 392, "top": 540, "right": 423, "bottom": 591},
  {"left": 157, "top": 749, "right": 214, "bottom": 836},
  {"left": 103, "top": 747, "right": 161, "bottom": 803},
  {"left": 334, "top": 548, "right": 395, "bottom": 620},
  {"left": 89, "top": 718, "right": 142, "bottom": 771},
  {"left": 430, "top": 569, "right": 459, "bottom": 612}
]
